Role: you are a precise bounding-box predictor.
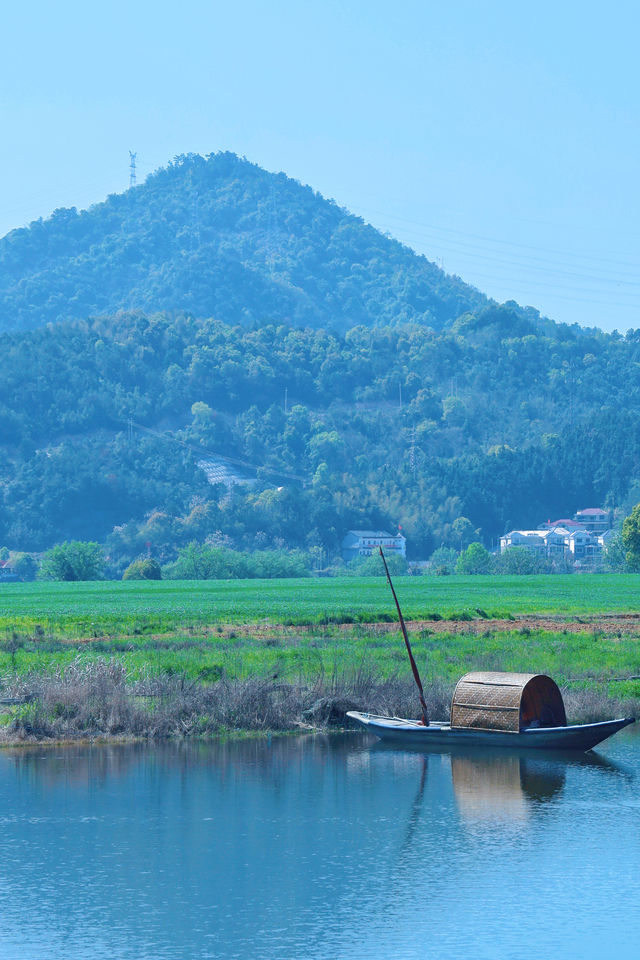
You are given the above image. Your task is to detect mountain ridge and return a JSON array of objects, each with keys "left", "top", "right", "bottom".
[{"left": 0, "top": 151, "right": 491, "bottom": 334}]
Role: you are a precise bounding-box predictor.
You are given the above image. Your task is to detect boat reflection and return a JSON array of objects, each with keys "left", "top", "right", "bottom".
[
  {"left": 451, "top": 753, "right": 563, "bottom": 822},
  {"left": 369, "top": 740, "right": 629, "bottom": 827}
]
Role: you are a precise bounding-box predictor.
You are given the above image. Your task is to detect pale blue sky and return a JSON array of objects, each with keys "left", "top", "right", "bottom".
[{"left": 2, "top": 0, "right": 639, "bottom": 331}]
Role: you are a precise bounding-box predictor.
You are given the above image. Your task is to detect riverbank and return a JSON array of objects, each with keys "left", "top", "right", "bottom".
[{"left": 1, "top": 651, "right": 638, "bottom": 746}]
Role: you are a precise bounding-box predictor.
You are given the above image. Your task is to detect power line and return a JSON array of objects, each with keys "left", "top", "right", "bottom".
[
  {"left": 348, "top": 200, "right": 640, "bottom": 270},
  {"left": 353, "top": 210, "right": 640, "bottom": 288}
]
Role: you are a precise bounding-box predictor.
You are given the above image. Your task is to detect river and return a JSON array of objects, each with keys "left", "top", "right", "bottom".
[{"left": 0, "top": 728, "right": 638, "bottom": 959}]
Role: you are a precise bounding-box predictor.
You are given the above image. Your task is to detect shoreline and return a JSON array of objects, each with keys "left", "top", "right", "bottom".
[{"left": 1, "top": 668, "right": 637, "bottom": 747}]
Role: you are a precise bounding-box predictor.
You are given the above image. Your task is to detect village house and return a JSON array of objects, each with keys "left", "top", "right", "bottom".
[
  {"left": 567, "top": 528, "right": 602, "bottom": 561},
  {"left": 341, "top": 530, "right": 406, "bottom": 564},
  {"left": 499, "top": 530, "right": 547, "bottom": 554},
  {"left": 574, "top": 508, "right": 611, "bottom": 534},
  {"left": 537, "top": 518, "right": 584, "bottom": 532},
  {"left": 501, "top": 507, "right": 611, "bottom": 565},
  {"left": 0, "top": 560, "right": 18, "bottom": 582}
]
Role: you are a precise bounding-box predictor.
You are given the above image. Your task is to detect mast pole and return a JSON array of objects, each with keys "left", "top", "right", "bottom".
[{"left": 379, "top": 547, "right": 429, "bottom": 726}]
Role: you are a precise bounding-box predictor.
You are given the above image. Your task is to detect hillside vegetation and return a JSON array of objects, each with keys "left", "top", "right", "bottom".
[
  {"left": 0, "top": 153, "right": 639, "bottom": 567},
  {"left": 0, "top": 152, "right": 487, "bottom": 335},
  {"left": 2, "top": 306, "right": 640, "bottom": 565}
]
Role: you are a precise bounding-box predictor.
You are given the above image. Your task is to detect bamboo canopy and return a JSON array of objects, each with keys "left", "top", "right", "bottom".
[{"left": 450, "top": 672, "right": 567, "bottom": 733}]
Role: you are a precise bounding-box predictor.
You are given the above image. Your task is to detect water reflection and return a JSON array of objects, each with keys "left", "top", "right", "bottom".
[
  {"left": 370, "top": 739, "right": 630, "bottom": 827},
  {"left": 452, "top": 753, "right": 563, "bottom": 822},
  {"left": 0, "top": 731, "right": 637, "bottom": 960}
]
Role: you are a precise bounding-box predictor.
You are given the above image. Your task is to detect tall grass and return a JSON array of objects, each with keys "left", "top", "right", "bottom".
[
  {"left": 0, "top": 657, "right": 435, "bottom": 742},
  {"left": 1, "top": 657, "right": 637, "bottom": 744}
]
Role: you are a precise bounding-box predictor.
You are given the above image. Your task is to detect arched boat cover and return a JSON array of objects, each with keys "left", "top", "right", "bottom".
[{"left": 450, "top": 672, "right": 567, "bottom": 733}]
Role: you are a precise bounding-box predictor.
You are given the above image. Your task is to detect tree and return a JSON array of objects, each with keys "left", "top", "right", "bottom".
[
  {"left": 191, "top": 400, "right": 213, "bottom": 422},
  {"left": 622, "top": 505, "right": 640, "bottom": 571},
  {"left": 38, "top": 541, "right": 105, "bottom": 581},
  {"left": 11, "top": 552, "right": 38, "bottom": 581},
  {"left": 427, "top": 546, "right": 458, "bottom": 575},
  {"left": 122, "top": 558, "right": 162, "bottom": 580},
  {"left": 456, "top": 542, "right": 491, "bottom": 574},
  {"left": 451, "top": 517, "right": 476, "bottom": 550},
  {"left": 602, "top": 531, "right": 629, "bottom": 572},
  {"left": 164, "top": 542, "right": 310, "bottom": 579},
  {"left": 493, "top": 547, "right": 549, "bottom": 575},
  {"left": 164, "top": 543, "right": 244, "bottom": 580}
]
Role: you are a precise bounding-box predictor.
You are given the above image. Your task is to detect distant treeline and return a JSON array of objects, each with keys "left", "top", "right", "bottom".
[{"left": 6, "top": 533, "right": 628, "bottom": 583}]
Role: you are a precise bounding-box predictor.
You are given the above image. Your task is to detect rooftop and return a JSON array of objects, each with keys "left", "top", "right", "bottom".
[{"left": 348, "top": 530, "right": 402, "bottom": 538}]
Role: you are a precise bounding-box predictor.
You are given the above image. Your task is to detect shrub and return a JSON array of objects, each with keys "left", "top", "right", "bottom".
[
  {"left": 11, "top": 552, "right": 38, "bottom": 581},
  {"left": 122, "top": 558, "right": 162, "bottom": 580},
  {"left": 493, "top": 546, "right": 550, "bottom": 575},
  {"left": 164, "top": 542, "right": 311, "bottom": 579},
  {"left": 426, "top": 546, "right": 458, "bottom": 575},
  {"left": 456, "top": 542, "right": 492, "bottom": 574},
  {"left": 346, "top": 553, "right": 408, "bottom": 577}
]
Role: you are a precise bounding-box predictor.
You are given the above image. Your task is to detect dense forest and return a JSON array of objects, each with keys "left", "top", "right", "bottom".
[
  {"left": 1, "top": 305, "right": 640, "bottom": 571},
  {"left": 0, "top": 152, "right": 488, "bottom": 335},
  {"left": 0, "top": 152, "right": 638, "bottom": 572}
]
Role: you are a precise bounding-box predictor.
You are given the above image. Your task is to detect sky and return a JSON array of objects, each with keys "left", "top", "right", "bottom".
[{"left": 2, "top": 0, "right": 639, "bottom": 332}]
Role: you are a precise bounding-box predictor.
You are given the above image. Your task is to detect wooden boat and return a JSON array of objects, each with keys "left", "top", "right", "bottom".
[
  {"left": 348, "top": 705, "right": 634, "bottom": 753},
  {"left": 350, "top": 550, "right": 636, "bottom": 752}
]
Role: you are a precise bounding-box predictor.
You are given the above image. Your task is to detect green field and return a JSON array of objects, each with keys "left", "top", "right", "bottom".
[
  {"left": 0, "top": 574, "right": 638, "bottom": 694},
  {"left": 2, "top": 621, "right": 639, "bottom": 696},
  {"left": 1, "top": 574, "right": 640, "bottom": 635}
]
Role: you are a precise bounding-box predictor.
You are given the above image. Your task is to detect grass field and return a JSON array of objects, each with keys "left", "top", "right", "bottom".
[
  {"left": 1, "top": 573, "right": 640, "bottom": 635},
  {"left": 2, "top": 623, "right": 638, "bottom": 694},
  {"left": 0, "top": 574, "right": 638, "bottom": 689}
]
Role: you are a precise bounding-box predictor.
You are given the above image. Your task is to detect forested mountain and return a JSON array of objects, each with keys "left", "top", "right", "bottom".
[
  {"left": 2, "top": 305, "right": 640, "bottom": 569},
  {"left": 0, "top": 153, "right": 638, "bottom": 570},
  {"left": 0, "top": 152, "right": 488, "bottom": 335}
]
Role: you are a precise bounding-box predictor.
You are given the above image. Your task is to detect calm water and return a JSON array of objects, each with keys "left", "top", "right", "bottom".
[{"left": 0, "top": 729, "right": 638, "bottom": 960}]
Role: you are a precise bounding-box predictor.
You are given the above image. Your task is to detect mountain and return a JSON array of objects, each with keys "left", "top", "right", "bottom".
[
  {"left": 0, "top": 152, "right": 488, "bottom": 335},
  {"left": 0, "top": 153, "right": 637, "bottom": 569}
]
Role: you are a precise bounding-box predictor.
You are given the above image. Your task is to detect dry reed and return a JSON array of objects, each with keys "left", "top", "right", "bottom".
[{"left": 0, "top": 657, "right": 636, "bottom": 743}]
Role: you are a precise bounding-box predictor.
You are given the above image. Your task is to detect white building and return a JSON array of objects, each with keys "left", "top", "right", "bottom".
[
  {"left": 500, "top": 530, "right": 547, "bottom": 554},
  {"left": 341, "top": 530, "right": 406, "bottom": 563},
  {"left": 574, "top": 508, "right": 611, "bottom": 534},
  {"left": 500, "top": 525, "right": 603, "bottom": 563}
]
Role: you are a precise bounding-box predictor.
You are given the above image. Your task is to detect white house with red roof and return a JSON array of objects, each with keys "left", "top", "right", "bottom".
[{"left": 538, "top": 518, "right": 585, "bottom": 532}]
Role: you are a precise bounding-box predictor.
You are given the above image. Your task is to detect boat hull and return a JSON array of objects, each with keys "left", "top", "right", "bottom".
[{"left": 346, "top": 712, "right": 635, "bottom": 752}]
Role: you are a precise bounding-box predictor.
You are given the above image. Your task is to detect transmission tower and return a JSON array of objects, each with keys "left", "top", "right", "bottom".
[{"left": 129, "top": 151, "right": 137, "bottom": 188}]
